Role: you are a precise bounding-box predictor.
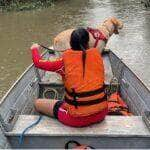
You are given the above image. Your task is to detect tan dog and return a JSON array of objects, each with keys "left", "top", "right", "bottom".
[{"left": 53, "top": 17, "right": 123, "bottom": 53}]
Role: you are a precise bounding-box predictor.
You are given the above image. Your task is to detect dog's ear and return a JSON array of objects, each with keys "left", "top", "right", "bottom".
[
  {"left": 111, "top": 17, "right": 123, "bottom": 34},
  {"left": 111, "top": 17, "right": 118, "bottom": 25},
  {"left": 111, "top": 17, "right": 123, "bottom": 29},
  {"left": 111, "top": 17, "right": 119, "bottom": 34}
]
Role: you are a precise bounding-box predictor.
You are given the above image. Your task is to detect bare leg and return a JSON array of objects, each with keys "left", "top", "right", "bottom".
[{"left": 34, "top": 99, "right": 59, "bottom": 117}]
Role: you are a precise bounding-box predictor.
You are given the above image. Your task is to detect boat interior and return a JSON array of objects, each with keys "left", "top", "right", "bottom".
[{"left": 0, "top": 50, "right": 150, "bottom": 149}]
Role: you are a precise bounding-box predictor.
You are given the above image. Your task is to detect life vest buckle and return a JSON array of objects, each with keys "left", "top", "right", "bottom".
[{"left": 71, "top": 88, "right": 78, "bottom": 108}]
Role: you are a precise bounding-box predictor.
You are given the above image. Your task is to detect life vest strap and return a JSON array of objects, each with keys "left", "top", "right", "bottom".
[
  {"left": 108, "top": 100, "right": 120, "bottom": 104},
  {"left": 65, "top": 94, "right": 107, "bottom": 106},
  {"left": 109, "top": 106, "right": 129, "bottom": 112},
  {"left": 65, "top": 85, "right": 106, "bottom": 98}
]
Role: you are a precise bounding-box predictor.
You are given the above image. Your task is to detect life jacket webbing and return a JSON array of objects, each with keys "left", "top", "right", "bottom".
[
  {"left": 65, "top": 94, "right": 107, "bottom": 106},
  {"left": 109, "top": 106, "right": 129, "bottom": 112},
  {"left": 108, "top": 100, "right": 120, "bottom": 103},
  {"left": 108, "top": 106, "right": 130, "bottom": 116},
  {"left": 65, "top": 84, "right": 105, "bottom": 98},
  {"left": 87, "top": 27, "right": 108, "bottom": 47}
]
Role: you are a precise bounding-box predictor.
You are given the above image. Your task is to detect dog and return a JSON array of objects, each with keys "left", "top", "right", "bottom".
[{"left": 53, "top": 17, "right": 123, "bottom": 53}]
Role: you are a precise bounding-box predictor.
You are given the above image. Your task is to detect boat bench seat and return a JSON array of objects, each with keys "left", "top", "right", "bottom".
[{"left": 5, "top": 115, "right": 150, "bottom": 149}]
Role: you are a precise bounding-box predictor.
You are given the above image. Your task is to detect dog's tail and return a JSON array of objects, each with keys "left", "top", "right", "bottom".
[
  {"left": 53, "top": 37, "right": 66, "bottom": 51},
  {"left": 53, "top": 37, "right": 58, "bottom": 44},
  {"left": 53, "top": 37, "right": 59, "bottom": 50}
]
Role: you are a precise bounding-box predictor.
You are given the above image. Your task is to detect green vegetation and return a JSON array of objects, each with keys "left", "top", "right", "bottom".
[{"left": 0, "top": 0, "right": 55, "bottom": 11}]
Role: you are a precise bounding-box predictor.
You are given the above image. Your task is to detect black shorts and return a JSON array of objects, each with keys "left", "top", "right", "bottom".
[{"left": 53, "top": 100, "right": 64, "bottom": 119}]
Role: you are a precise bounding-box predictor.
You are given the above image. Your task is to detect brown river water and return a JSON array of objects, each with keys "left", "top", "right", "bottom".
[{"left": 0, "top": 0, "right": 150, "bottom": 99}]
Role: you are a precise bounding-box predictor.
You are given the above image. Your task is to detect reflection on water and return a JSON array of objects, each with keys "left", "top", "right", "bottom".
[{"left": 0, "top": 0, "right": 150, "bottom": 98}]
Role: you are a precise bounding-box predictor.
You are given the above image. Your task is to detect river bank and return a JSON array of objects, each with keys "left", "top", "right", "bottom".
[{"left": 0, "top": 0, "right": 55, "bottom": 11}]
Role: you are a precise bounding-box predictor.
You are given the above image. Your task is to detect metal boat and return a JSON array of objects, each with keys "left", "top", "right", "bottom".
[{"left": 0, "top": 49, "right": 150, "bottom": 149}]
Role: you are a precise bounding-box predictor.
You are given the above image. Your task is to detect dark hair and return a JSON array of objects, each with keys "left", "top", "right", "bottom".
[
  {"left": 70, "top": 28, "right": 89, "bottom": 50},
  {"left": 70, "top": 28, "right": 89, "bottom": 78}
]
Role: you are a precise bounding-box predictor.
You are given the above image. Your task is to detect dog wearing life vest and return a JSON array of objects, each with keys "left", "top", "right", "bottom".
[{"left": 53, "top": 17, "right": 123, "bottom": 53}]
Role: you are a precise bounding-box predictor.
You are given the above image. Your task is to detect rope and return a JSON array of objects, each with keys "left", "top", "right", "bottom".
[
  {"left": 18, "top": 44, "right": 64, "bottom": 146},
  {"left": 18, "top": 115, "right": 42, "bottom": 146},
  {"left": 42, "top": 88, "right": 58, "bottom": 99},
  {"left": 18, "top": 88, "right": 61, "bottom": 146},
  {"left": 43, "top": 87, "right": 65, "bottom": 101}
]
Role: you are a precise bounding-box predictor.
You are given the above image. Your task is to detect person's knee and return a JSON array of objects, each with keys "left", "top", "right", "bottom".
[{"left": 34, "top": 99, "right": 42, "bottom": 111}]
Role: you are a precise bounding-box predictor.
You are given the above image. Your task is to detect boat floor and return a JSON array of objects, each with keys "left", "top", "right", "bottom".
[{"left": 6, "top": 115, "right": 150, "bottom": 148}]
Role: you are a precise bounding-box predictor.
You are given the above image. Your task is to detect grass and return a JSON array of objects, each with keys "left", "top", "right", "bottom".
[{"left": 0, "top": 0, "right": 55, "bottom": 11}]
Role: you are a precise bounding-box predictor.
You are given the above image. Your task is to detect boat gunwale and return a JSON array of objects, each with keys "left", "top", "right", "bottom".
[
  {"left": 109, "top": 50, "right": 150, "bottom": 94},
  {"left": 5, "top": 132, "right": 150, "bottom": 137}
]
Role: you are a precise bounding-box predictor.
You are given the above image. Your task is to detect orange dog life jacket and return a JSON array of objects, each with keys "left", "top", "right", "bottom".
[
  {"left": 108, "top": 92, "right": 132, "bottom": 116},
  {"left": 62, "top": 48, "right": 108, "bottom": 117}
]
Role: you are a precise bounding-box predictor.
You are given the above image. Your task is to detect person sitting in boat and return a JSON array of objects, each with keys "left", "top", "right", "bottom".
[{"left": 31, "top": 28, "right": 108, "bottom": 127}]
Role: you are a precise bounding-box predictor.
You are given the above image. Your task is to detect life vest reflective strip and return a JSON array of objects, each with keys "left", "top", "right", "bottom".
[
  {"left": 62, "top": 48, "right": 108, "bottom": 117},
  {"left": 87, "top": 27, "right": 108, "bottom": 47}
]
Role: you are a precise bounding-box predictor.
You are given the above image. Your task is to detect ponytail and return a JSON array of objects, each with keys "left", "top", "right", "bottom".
[
  {"left": 70, "top": 28, "right": 89, "bottom": 78},
  {"left": 80, "top": 44, "right": 86, "bottom": 78}
]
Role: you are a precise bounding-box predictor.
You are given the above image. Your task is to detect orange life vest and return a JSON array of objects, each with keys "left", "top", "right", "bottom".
[
  {"left": 108, "top": 92, "right": 132, "bottom": 116},
  {"left": 62, "top": 48, "right": 108, "bottom": 117}
]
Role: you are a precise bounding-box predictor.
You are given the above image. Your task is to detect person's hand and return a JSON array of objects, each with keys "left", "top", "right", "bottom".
[{"left": 30, "top": 43, "right": 40, "bottom": 50}]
